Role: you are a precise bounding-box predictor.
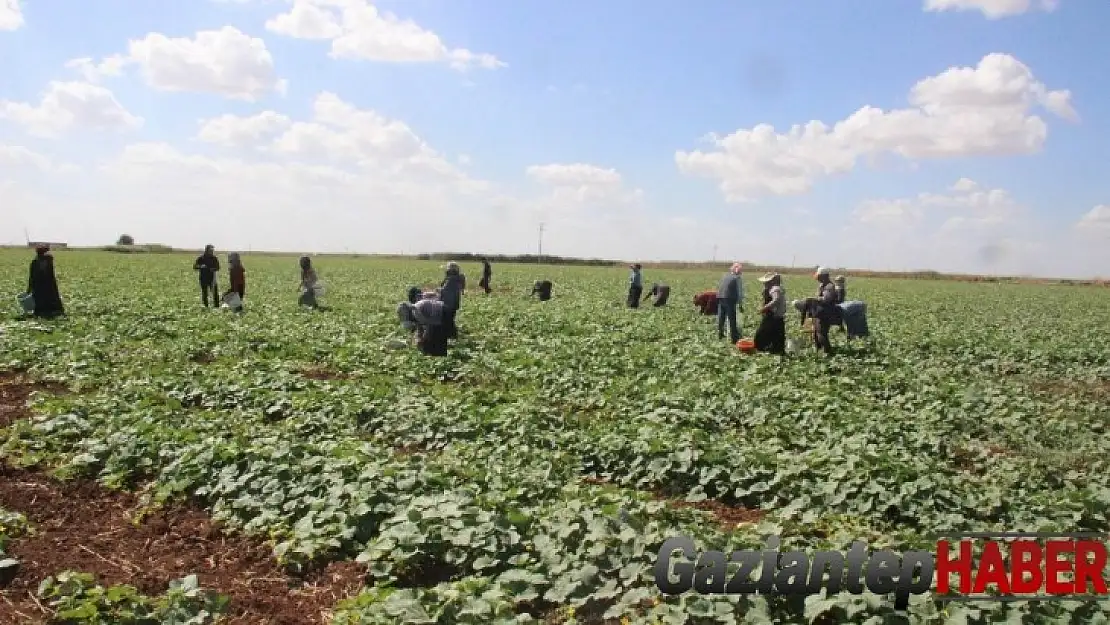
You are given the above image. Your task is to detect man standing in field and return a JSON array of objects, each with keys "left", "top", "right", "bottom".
[
  {"left": 812, "top": 267, "right": 838, "bottom": 355},
  {"left": 716, "top": 263, "right": 744, "bottom": 342},
  {"left": 193, "top": 245, "right": 221, "bottom": 308},
  {"left": 628, "top": 264, "right": 644, "bottom": 308},
  {"left": 479, "top": 258, "right": 492, "bottom": 295}
]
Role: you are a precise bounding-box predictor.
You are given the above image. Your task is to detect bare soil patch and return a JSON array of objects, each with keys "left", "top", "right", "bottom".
[
  {"left": 580, "top": 477, "right": 765, "bottom": 531},
  {"left": 1023, "top": 376, "right": 1110, "bottom": 400},
  {"left": 0, "top": 372, "right": 67, "bottom": 429},
  {"left": 299, "top": 366, "right": 351, "bottom": 381},
  {"left": 0, "top": 466, "right": 364, "bottom": 624}
]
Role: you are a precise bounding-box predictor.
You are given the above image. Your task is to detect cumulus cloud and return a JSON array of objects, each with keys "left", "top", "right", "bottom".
[
  {"left": 676, "top": 53, "right": 1077, "bottom": 202},
  {"left": 265, "top": 0, "right": 506, "bottom": 71},
  {"left": 197, "top": 111, "right": 292, "bottom": 147},
  {"left": 0, "top": 81, "right": 143, "bottom": 137},
  {"left": 1076, "top": 205, "right": 1110, "bottom": 235},
  {"left": 525, "top": 163, "right": 645, "bottom": 216},
  {"left": 923, "top": 0, "right": 1059, "bottom": 19},
  {"left": 67, "top": 27, "right": 287, "bottom": 100},
  {"left": 853, "top": 178, "right": 1019, "bottom": 228},
  {"left": 0, "top": 0, "right": 23, "bottom": 30}
]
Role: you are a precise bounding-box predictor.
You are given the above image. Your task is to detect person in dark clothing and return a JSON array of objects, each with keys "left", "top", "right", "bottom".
[
  {"left": 478, "top": 259, "right": 492, "bottom": 295},
  {"left": 811, "top": 267, "right": 838, "bottom": 355},
  {"left": 627, "top": 264, "right": 644, "bottom": 308},
  {"left": 531, "top": 280, "right": 553, "bottom": 301},
  {"left": 754, "top": 273, "right": 787, "bottom": 355},
  {"left": 439, "top": 262, "right": 465, "bottom": 339},
  {"left": 643, "top": 283, "right": 670, "bottom": 307},
  {"left": 27, "top": 246, "right": 65, "bottom": 318},
  {"left": 193, "top": 245, "right": 221, "bottom": 307},
  {"left": 716, "top": 263, "right": 744, "bottom": 342},
  {"left": 299, "top": 256, "right": 320, "bottom": 308},
  {"left": 833, "top": 275, "right": 847, "bottom": 305},
  {"left": 413, "top": 292, "right": 448, "bottom": 356},
  {"left": 224, "top": 252, "right": 245, "bottom": 312},
  {"left": 397, "top": 287, "right": 421, "bottom": 335},
  {"left": 693, "top": 291, "right": 718, "bottom": 315}
]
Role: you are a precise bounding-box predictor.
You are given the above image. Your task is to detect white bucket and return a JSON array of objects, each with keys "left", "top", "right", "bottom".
[
  {"left": 222, "top": 292, "right": 242, "bottom": 309},
  {"left": 17, "top": 292, "right": 34, "bottom": 314}
]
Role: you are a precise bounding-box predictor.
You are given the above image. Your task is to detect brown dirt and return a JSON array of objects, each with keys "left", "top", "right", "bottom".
[
  {"left": 0, "top": 465, "right": 364, "bottom": 625},
  {"left": 299, "top": 366, "right": 351, "bottom": 381},
  {"left": 0, "top": 372, "right": 67, "bottom": 429},
  {"left": 1023, "top": 376, "right": 1110, "bottom": 400},
  {"left": 580, "top": 477, "right": 765, "bottom": 531}
]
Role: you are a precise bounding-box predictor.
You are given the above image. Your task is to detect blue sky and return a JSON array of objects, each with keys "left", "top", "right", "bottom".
[{"left": 1, "top": 0, "right": 1107, "bottom": 277}]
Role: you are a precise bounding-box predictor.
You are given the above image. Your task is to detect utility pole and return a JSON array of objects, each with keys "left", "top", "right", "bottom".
[
  {"left": 538, "top": 222, "right": 545, "bottom": 258},
  {"left": 712, "top": 244, "right": 717, "bottom": 263}
]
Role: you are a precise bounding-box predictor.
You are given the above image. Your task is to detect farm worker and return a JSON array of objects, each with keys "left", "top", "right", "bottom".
[
  {"left": 413, "top": 291, "right": 448, "bottom": 356},
  {"left": 693, "top": 290, "right": 718, "bottom": 315},
  {"left": 299, "top": 256, "right": 320, "bottom": 308},
  {"left": 627, "top": 264, "right": 644, "bottom": 308},
  {"left": 811, "top": 267, "right": 839, "bottom": 355},
  {"left": 439, "top": 262, "right": 465, "bottom": 339},
  {"left": 397, "top": 286, "right": 421, "bottom": 334},
  {"left": 644, "top": 283, "right": 671, "bottom": 307},
  {"left": 754, "top": 273, "right": 787, "bottom": 354},
  {"left": 479, "top": 258, "right": 492, "bottom": 295},
  {"left": 716, "top": 263, "right": 744, "bottom": 342},
  {"left": 224, "top": 253, "right": 245, "bottom": 312},
  {"left": 26, "top": 245, "right": 65, "bottom": 318},
  {"left": 193, "top": 245, "right": 221, "bottom": 308},
  {"left": 531, "top": 280, "right": 553, "bottom": 301},
  {"left": 833, "top": 275, "right": 847, "bottom": 304}
]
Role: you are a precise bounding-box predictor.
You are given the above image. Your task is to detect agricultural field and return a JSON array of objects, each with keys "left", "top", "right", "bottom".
[{"left": 1, "top": 248, "right": 1109, "bottom": 624}]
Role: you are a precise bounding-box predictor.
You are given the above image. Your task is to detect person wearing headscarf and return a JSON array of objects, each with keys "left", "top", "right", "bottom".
[
  {"left": 627, "top": 264, "right": 644, "bottom": 308},
  {"left": 643, "top": 283, "right": 671, "bottom": 307},
  {"left": 193, "top": 244, "right": 221, "bottom": 308},
  {"left": 479, "top": 258, "right": 492, "bottom": 295},
  {"left": 531, "top": 280, "right": 553, "bottom": 301},
  {"left": 716, "top": 263, "right": 744, "bottom": 342},
  {"left": 811, "top": 267, "right": 838, "bottom": 355},
  {"left": 397, "top": 286, "right": 421, "bottom": 334},
  {"left": 27, "top": 245, "right": 65, "bottom": 318},
  {"left": 693, "top": 290, "right": 718, "bottom": 315},
  {"left": 833, "top": 275, "right": 847, "bottom": 304},
  {"left": 413, "top": 291, "right": 448, "bottom": 356},
  {"left": 224, "top": 253, "right": 245, "bottom": 311},
  {"left": 299, "top": 256, "right": 319, "bottom": 308},
  {"left": 439, "top": 261, "right": 465, "bottom": 339},
  {"left": 754, "top": 273, "right": 787, "bottom": 354}
]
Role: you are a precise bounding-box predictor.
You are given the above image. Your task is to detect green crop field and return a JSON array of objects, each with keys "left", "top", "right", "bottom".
[{"left": 1, "top": 248, "right": 1109, "bottom": 624}]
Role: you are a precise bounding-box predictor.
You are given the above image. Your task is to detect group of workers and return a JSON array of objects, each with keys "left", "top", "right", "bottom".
[
  {"left": 21, "top": 244, "right": 866, "bottom": 358},
  {"left": 633, "top": 262, "right": 866, "bottom": 356}
]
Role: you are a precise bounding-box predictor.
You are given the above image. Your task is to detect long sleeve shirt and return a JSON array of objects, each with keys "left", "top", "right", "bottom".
[
  {"left": 194, "top": 254, "right": 220, "bottom": 283},
  {"left": 717, "top": 273, "right": 743, "bottom": 305},
  {"left": 629, "top": 270, "right": 643, "bottom": 288},
  {"left": 762, "top": 285, "right": 787, "bottom": 318},
  {"left": 230, "top": 266, "right": 245, "bottom": 292}
]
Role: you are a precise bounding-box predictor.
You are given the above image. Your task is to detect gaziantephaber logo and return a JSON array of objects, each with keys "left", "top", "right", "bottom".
[{"left": 655, "top": 533, "right": 1110, "bottom": 609}]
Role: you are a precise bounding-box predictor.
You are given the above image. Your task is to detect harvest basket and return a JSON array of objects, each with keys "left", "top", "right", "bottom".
[{"left": 736, "top": 338, "right": 756, "bottom": 353}]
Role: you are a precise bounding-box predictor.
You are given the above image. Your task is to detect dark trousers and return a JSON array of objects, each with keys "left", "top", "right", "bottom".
[
  {"left": 755, "top": 315, "right": 786, "bottom": 354},
  {"left": 200, "top": 280, "right": 218, "bottom": 307},
  {"left": 479, "top": 277, "right": 491, "bottom": 294},
  {"left": 717, "top": 301, "right": 739, "bottom": 342},
  {"left": 418, "top": 324, "right": 448, "bottom": 356},
  {"left": 628, "top": 286, "right": 643, "bottom": 308},
  {"left": 443, "top": 307, "right": 458, "bottom": 339},
  {"left": 813, "top": 315, "right": 834, "bottom": 354}
]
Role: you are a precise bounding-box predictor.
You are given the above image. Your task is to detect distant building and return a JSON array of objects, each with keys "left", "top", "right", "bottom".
[{"left": 28, "top": 241, "right": 68, "bottom": 249}]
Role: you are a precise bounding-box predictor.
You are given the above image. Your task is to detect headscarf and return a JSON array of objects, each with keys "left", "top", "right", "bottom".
[
  {"left": 35, "top": 245, "right": 49, "bottom": 256},
  {"left": 407, "top": 286, "right": 421, "bottom": 304},
  {"left": 444, "top": 261, "right": 460, "bottom": 275},
  {"left": 228, "top": 253, "right": 242, "bottom": 268},
  {"left": 299, "top": 256, "right": 311, "bottom": 270}
]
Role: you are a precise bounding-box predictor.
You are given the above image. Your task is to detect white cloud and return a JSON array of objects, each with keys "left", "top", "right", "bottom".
[
  {"left": 1076, "top": 205, "right": 1110, "bottom": 235},
  {"left": 73, "top": 27, "right": 286, "bottom": 100},
  {"left": 0, "top": 0, "right": 23, "bottom": 30},
  {"left": 197, "top": 111, "right": 292, "bottom": 147},
  {"left": 923, "top": 0, "right": 1059, "bottom": 19},
  {"left": 0, "top": 81, "right": 143, "bottom": 137},
  {"left": 265, "top": 0, "right": 506, "bottom": 71},
  {"left": 853, "top": 178, "right": 1019, "bottom": 228},
  {"left": 526, "top": 163, "right": 644, "bottom": 208},
  {"left": 676, "top": 53, "right": 1076, "bottom": 202},
  {"left": 0, "top": 145, "right": 51, "bottom": 170}
]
